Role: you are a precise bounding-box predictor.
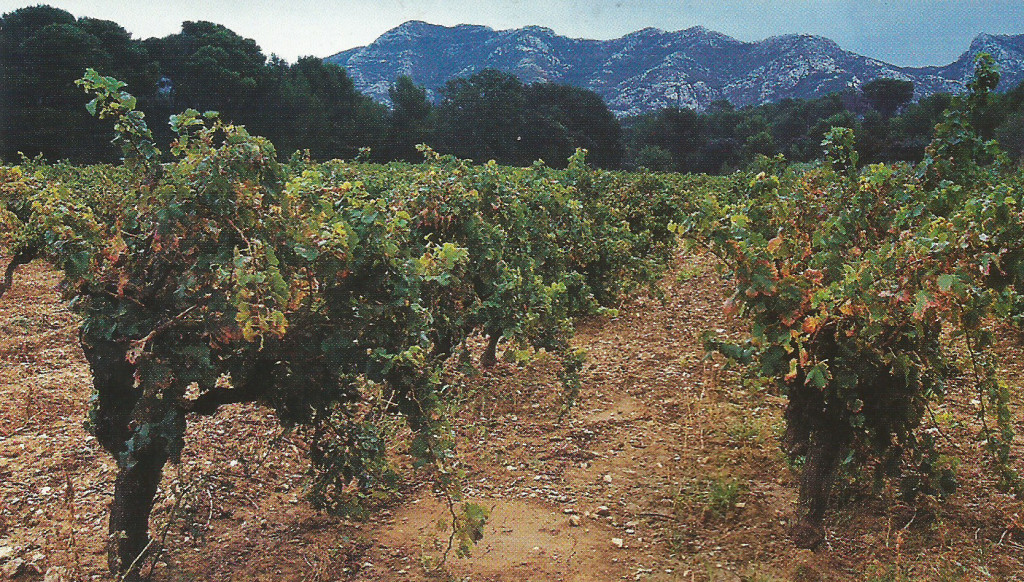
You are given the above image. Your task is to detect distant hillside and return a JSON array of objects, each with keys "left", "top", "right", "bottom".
[{"left": 326, "top": 22, "right": 1024, "bottom": 116}]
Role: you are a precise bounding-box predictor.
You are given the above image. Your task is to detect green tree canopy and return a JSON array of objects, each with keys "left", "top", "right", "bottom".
[
  {"left": 436, "top": 69, "right": 529, "bottom": 164},
  {"left": 0, "top": 6, "right": 157, "bottom": 161},
  {"left": 385, "top": 75, "right": 435, "bottom": 161},
  {"left": 523, "top": 83, "right": 622, "bottom": 168},
  {"left": 435, "top": 69, "right": 622, "bottom": 168},
  {"left": 862, "top": 78, "right": 915, "bottom": 118},
  {"left": 144, "top": 21, "right": 267, "bottom": 118}
]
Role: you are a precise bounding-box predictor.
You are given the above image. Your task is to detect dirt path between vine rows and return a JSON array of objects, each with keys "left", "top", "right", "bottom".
[{"left": 2, "top": 251, "right": 1023, "bottom": 581}]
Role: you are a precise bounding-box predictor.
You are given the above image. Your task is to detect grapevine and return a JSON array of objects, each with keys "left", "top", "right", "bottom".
[
  {"left": 691, "top": 55, "right": 1023, "bottom": 548},
  {"left": 0, "top": 69, "right": 683, "bottom": 579}
]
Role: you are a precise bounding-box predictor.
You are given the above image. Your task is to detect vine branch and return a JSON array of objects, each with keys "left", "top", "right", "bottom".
[{"left": 0, "top": 248, "right": 38, "bottom": 302}]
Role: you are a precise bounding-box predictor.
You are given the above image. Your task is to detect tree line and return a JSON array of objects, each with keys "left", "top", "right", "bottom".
[
  {"left": 4, "top": 5, "right": 1024, "bottom": 170},
  {"left": 0, "top": 6, "right": 621, "bottom": 168},
  {"left": 626, "top": 77, "right": 1024, "bottom": 173}
]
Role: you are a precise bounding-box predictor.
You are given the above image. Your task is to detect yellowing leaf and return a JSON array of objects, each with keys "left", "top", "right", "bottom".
[
  {"left": 802, "top": 316, "right": 821, "bottom": 334},
  {"left": 784, "top": 358, "right": 799, "bottom": 383}
]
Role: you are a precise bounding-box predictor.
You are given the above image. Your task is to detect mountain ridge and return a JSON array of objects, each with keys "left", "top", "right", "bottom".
[{"left": 325, "top": 22, "right": 1024, "bottom": 116}]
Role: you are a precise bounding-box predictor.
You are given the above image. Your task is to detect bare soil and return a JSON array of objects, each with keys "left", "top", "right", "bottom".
[{"left": 2, "top": 250, "right": 1023, "bottom": 581}]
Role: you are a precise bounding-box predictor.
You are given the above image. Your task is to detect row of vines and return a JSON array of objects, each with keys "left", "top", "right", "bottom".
[
  {"left": 685, "top": 55, "right": 1024, "bottom": 548},
  {"left": 0, "top": 70, "right": 687, "bottom": 580},
  {"left": 1, "top": 56, "right": 1023, "bottom": 579}
]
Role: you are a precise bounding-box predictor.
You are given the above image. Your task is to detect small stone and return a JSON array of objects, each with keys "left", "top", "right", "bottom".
[
  {"left": 44, "top": 566, "right": 68, "bottom": 582},
  {"left": 2, "top": 558, "right": 24, "bottom": 578},
  {"left": 0, "top": 546, "right": 14, "bottom": 562},
  {"left": 734, "top": 502, "right": 746, "bottom": 509},
  {"left": 611, "top": 538, "right": 624, "bottom": 548},
  {"left": 568, "top": 515, "right": 581, "bottom": 527},
  {"left": 595, "top": 505, "right": 611, "bottom": 517},
  {"left": 602, "top": 474, "right": 613, "bottom": 483}
]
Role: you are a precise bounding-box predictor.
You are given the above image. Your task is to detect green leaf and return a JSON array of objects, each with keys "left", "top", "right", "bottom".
[
  {"left": 730, "top": 214, "right": 750, "bottom": 228},
  {"left": 913, "top": 290, "right": 934, "bottom": 316},
  {"left": 938, "top": 274, "right": 957, "bottom": 292},
  {"left": 805, "top": 363, "right": 830, "bottom": 389},
  {"left": 294, "top": 245, "right": 319, "bottom": 262}
]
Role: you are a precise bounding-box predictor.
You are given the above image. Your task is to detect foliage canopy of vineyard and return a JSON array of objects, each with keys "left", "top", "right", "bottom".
[
  {"left": 689, "top": 55, "right": 1024, "bottom": 547},
  {"left": 0, "top": 69, "right": 685, "bottom": 579},
  {"left": 1, "top": 55, "right": 1023, "bottom": 578}
]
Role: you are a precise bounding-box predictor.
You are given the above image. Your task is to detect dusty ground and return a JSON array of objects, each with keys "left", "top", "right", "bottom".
[{"left": 2, "top": 250, "right": 1024, "bottom": 581}]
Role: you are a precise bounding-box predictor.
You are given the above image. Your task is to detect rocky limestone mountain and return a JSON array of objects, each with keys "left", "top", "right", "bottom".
[{"left": 325, "top": 22, "right": 1024, "bottom": 117}]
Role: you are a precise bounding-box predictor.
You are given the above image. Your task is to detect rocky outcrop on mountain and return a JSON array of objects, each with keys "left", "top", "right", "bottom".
[
  {"left": 326, "top": 22, "right": 1024, "bottom": 116},
  {"left": 926, "top": 33, "right": 1024, "bottom": 90}
]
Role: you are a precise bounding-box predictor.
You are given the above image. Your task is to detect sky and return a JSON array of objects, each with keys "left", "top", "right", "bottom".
[{"left": 2, "top": 1, "right": 1024, "bottom": 67}]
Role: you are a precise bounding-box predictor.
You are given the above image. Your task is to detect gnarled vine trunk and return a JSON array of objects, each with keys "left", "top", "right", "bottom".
[
  {"left": 82, "top": 337, "right": 167, "bottom": 580},
  {"left": 108, "top": 450, "right": 168, "bottom": 579},
  {"left": 783, "top": 380, "right": 852, "bottom": 550},
  {"left": 480, "top": 331, "right": 501, "bottom": 368}
]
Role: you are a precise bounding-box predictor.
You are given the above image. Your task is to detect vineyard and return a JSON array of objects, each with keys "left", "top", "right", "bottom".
[{"left": 1, "top": 60, "right": 1024, "bottom": 581}]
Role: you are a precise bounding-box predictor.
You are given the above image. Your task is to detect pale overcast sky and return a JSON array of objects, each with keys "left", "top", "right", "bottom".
[{"left": 2, "top": 1, "right": 1024, "bottom": 67}]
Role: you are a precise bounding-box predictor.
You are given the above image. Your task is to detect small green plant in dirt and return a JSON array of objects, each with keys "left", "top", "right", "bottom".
[
  {"left": 932, "top": 410, "right": 962, "bottom": 431},
  {"left": 726, "top": 417, "right": 764, "bottom": 444},
  {"left": 675, "top": 262, "right": 704, "bottom": 283},
  {"left": 674, "top": 476, "right": 747, "bottom": 520},
  {"left": 707, "top": 477, "right": 744, "bottom": 515}
]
